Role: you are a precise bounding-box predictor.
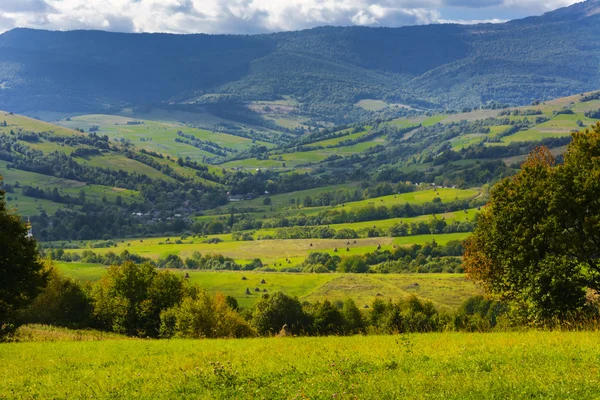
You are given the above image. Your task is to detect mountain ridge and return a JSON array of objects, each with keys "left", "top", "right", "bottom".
[{"left": 0, "top": 0, "right": 598, "bottom": 117}]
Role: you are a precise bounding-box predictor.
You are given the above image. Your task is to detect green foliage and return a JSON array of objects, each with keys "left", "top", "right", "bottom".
[
  {"left": 337, "top": 255, "right": 368, "bottom": 273},
  {"left": 0, "top": 178, "right": 48, "bottom": 339},
  {"left": 251, "top": 292, "right": 307, "bottom": 335},
  {"left": 91, "top": 262, "right": 185, "bottom": 337},
  {"left": 17, "top": 267, "right": 92, "bottom": 329},
  {"left": 465, "top": 124, "right": 600, "bottom": 323},
  {"left": 159, "top": 292, "right": 255, "bottom": 339}
]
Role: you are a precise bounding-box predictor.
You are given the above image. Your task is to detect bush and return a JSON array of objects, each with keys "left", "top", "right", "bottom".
[
  {"left": 91, "top": 262, "right": 185, "bottom": 337},
  {"left": 160, "top": 292, "right": 255, "bottom": 339},
  {"left": 251, "top": 292, "right": 307, "bottom": 335},
  {"left": 17, "top": 267, "right": 92, "bottom": 329},
  {"left": 337, "top": 255, "right": 368, "bottom": 273},
  {"left": 158, "top": 254, "right": 185, "bottom": 269}
]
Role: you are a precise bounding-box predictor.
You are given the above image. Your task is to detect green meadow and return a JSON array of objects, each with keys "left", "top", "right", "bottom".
[
  {"left": 59, "top": 231, "right": 470, "bottom": 266},
  {"left": 210, "top": 187, "right": 480, "bottom": 217},
  {"left": 56, "top": 264, "right": 480, "bottom": 310},
  {"left": 2, "top": 331, "right": 599, "bottom": 399},
  {"left": 0, "top": 160, "right": 141, "bottom": 206},
  {"left": 55, "top": 114, "right": 267, "bottom": 162}
]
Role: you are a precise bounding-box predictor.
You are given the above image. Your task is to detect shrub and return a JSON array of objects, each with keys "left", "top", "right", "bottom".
[
  {"left": 251, "top": 292, "right": 307, "bottom": 335},
  {"left": 17, "top": 267, "right": 92, "bottom": 329},
  {"left": 160, "top": 292, "right": 255, "bottom": 339}
]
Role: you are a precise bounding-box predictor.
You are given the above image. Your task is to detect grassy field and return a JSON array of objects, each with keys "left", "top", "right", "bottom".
[
  {"left": 0, "top": 111, "right": 81, "bottom": 137},
  {"left": 212, "top": 187, "right": 480, "bottom": 217},
  {"left": 57, "top": 264, "right": 480, "bottom": 309},
  {"left": 0, "top": 160, "right": 141, "bottom": 206},
  {"left": 55, "top": 114, "right": 266, "bottom": 162},
  {"left": 4, "top": 191, "right": 69, "bottom": 216},
  {"left": 2, "top": 331, "right": 600, "bottom": 399},
  {"left": 58, "top": 231, "right": 470, "bottom": 267}
]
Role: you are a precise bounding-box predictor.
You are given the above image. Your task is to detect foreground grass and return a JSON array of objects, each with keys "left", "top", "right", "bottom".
[{"left": 2, "top": 331, "right": 599, "bottom": 399}]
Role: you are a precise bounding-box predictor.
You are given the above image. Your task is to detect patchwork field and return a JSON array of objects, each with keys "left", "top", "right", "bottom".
[
  {"left": 58, "top": 231, "right": 469, "bottom": 266},
  {"left": 57, "top": 264, "right": 480, "bottom": 310},
  {"left": 2, "top": 331, "right": 599, "bottom": 399},
  {"left": 55, "top": 114, "right": 268, "bottom": 162}
]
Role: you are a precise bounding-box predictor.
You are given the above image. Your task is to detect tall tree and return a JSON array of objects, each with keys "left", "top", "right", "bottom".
[
  {"left": 464, "top": 123, "right": 600, "bottom": 323},
  {"left": 0, "top": 177, "right": 47, "bottom": 339}
]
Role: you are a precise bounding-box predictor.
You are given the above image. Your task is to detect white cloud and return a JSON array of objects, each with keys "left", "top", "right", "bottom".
[{"left": 0, "top": 0, "right": 583, "bottom": 34}]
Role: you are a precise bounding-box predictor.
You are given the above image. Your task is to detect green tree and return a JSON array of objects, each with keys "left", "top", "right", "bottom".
[
  {"left": 342, "top": 298, "right": 365, "bottom": 334},
  {"left": 92, "top": 262, "right": 185, "bottom": 337},
  {"left": 263, "top": 197, "right": 272, "bottom": 206},
  {"left": 251, "top": 292, "right": 306, "bottom": 335},
  {"left": 309, "top": 300, "right": 345, "bottom": 335},
  {"left": 160, "top": 292, "right": 254, "bottom": 339},
  {"left": 337, "top": 255, "right": 368, "bottom": 273},
  {"left": 0, "top": 178, "right": 47, "bottom": 339},
  {"left": 465, "top": 124, "right": 600, "bottom": 322},
  {"left": 18, "top": 267, "right": 91, "bottom": 328}
]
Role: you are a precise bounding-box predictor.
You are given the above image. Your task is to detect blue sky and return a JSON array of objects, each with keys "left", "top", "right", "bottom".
[{"left": 0, "top": 0, "right": 582, "bottom": 34}]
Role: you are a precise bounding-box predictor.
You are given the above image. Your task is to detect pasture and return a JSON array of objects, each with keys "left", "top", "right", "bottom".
[
  {"left": 211, "top": 187, "right": 480, "bottom": 217},
  {"left": 0, "top": 160, "right": 141, "bottom": 206},
  {"left": 58, "top": 231, "right": 470, "bottom": 266},
  {"left": 56, "top": 264, "right": 480, "bottom": 309},
  {"left": 56, "top": 114, "right": 265, "bottom": 162},
  {"left": 2, "top": 331, "right": 599, "bottom": 399}
]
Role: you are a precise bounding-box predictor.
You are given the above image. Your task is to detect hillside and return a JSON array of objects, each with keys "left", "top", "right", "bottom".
[
  {"left": 2, "top": 332, "right": 600, "bottom": 398},
  {"left": 2, "top": 86, "right": 600, "bottom": 242},
  {"left": 0, "top": 0, "right": 598, "bottom": 125}
]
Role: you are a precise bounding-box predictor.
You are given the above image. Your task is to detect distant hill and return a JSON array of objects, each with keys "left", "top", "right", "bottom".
[{"left": 0, "top": 0, "right": 598, "bottom": 116}]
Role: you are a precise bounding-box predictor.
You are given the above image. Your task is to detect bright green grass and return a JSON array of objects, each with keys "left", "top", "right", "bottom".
[
  {"left": 4, "top": 191, "right": 68, "bottom": 216},
  {"left": 308, "top": 127, "right": 373, "bottom": 148},
  {"left": 81, "top": 153, "right": 174, "bottom": 181},
  {"left": 58, "top": 231, "right": 470, "bottom": 268},
  {"left": 209, "top": 182, "right": 363, "bottom": 214},
  {"left": 0, "top": 160, "right": 141, "bottom": 205},
  {"left": 421, "top": 115, "right": 445, "bottom": 127},
  {"left": 449, "top": 134, "right": 486, "bottom": 150},
  {"left": 323, "top": 208, "right": 478, "bottom": 232},
  {"left": 56, "top": 114, "right": 264, "bottom": 162},
  {"left": 299, "top": 188, "right": 479, "bottom": 214},
  {"left": 56, "top": 262, "right": 479, "bottom": 309},
  {"left": 23, "top": 140, "right": 77, "bottom": 155},
  {"left": 209, "top": 187, "right": 478, "bottom": 220},
  {"left": 2, "top": 331, "right": 600, "bottom": 399},
  {"left": 222, "top": 139, "right": 384, "bottom": 170},
  {"left": 208, "top": 188, "right": 478, "bottom": 219},
  {"left": 499, "top": 114, "right": 594, "bottom": 143},
  {"left": 0, "top": 111, "right": 80, "bottom": 137},
  {"left": 238, "top": 209, "right": 477, "bottom": 240}
]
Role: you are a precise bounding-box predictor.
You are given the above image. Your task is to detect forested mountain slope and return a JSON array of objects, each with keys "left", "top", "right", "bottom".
[{"left": 0, "top": 0, "right": 598, "bottom": 116}]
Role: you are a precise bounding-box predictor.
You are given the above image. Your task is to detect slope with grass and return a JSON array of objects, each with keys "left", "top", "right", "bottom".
[{"left": 2, "top": 331, "right": 599, "bottom": 399}]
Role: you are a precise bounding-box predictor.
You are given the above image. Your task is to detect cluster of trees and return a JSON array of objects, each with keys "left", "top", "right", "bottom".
[
  {"left": 12, "top": 262, "right": 506, "bottom": 340},
  {"left": 584, "top": 109, "right": 600, "bottom": 119},
  {"left": 465, "top": 124, "right": 600, "bottom": 323},
  {"left": 298, "top": 240, "right": 465, "bottom": 274},
  {"left": 497, "top": 109, "right": 542, "bottom": 116}
]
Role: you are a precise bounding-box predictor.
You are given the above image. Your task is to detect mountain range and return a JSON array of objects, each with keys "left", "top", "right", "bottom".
[{"left": 0, "top": 0, "right": 598, "bottom": 116}]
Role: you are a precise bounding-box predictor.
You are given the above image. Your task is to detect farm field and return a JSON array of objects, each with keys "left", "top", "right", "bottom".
[
  {"left": 58, "top": 232, "right": 470, "bottom": 266},
  {"left": 0, "top": 160, "right": 141, "bottom": 205},
  {"left": 4, "top": 192, "right": 69, "bottom": 216},
  {"left": 0, "top": 111, "right": 81, "bottom": 137},
  {"left": 210, "top": 187, "right": 480, "bottom": 217},
  {"left": 56, "top": 265, "right": 480, "bottom": 309},
  {"left": 2, "top": 331, "right": 600, "bottom": 399},
  {"left": 55, "top": 114, "right": 267, "bottom": 161}
]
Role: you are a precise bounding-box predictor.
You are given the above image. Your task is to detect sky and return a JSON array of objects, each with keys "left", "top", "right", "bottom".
[{"left": 0, "top": 0, "right": 583, "bottom": 35}]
